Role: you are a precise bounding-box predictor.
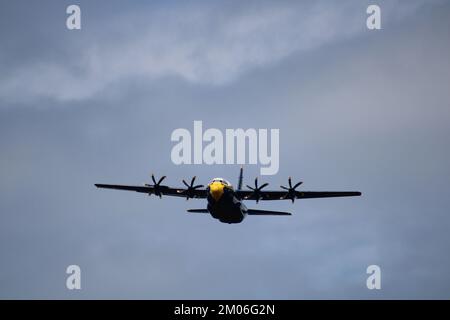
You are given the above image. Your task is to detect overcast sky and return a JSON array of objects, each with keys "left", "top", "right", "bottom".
[{"left": 1, "top": 0, "right": 450, "bottom": 299}]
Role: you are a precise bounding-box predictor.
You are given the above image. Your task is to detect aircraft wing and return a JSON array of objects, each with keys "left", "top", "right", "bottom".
[
  {"left": 236, "top": 190, "right": 362, "bottom": 201},
  {"left": 95, "top": 184, "right": 208, "bottom": 199}
]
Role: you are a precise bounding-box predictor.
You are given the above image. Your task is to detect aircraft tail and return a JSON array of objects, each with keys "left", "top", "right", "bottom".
[
  {"left": 246, "top": 209, "right": 291, "bottom": 216},
  {"left": 237, "top": 166, "right": 243, "bottom": 190},
  {"left": 187, "top": 209, "right": 209, "bottom": 213}
]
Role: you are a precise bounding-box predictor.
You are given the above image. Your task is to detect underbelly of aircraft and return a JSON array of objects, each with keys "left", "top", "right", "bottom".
[{"left": 207, "top": 193, "right": 245, "bottom": 224}]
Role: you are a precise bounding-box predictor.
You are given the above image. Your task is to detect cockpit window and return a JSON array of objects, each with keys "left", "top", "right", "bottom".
[{"left": 212, "top": 178, "right": 231, "bottom": 186}]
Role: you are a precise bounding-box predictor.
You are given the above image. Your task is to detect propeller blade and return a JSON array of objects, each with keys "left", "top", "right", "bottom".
[
  {"left": 280, "top": 177, "right": 302, "bottom": 202},
  {"left": 247, "top": 177, "right": 269, "bottom": 202},
  {"left": 181, "top": 176, "right": 203, "bottom": 199},
  {"left": 158, "top": 176, "right": 166, "bottom": 185},
  {"left": 293, "top": 181, "right": 303, "bottom": 189}
]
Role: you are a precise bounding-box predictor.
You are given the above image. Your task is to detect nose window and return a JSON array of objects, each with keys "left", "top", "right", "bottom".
[{"left": 211, "top": 178, "right": 231, "bottom": 187}]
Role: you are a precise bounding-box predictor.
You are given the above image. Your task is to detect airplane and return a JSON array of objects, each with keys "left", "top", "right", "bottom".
[{"left": 95, "top": 168, "right": 361, "bottom": 224}]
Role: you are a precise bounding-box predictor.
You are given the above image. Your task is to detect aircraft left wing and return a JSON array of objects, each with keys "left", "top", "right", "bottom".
[{"left": 95, "top": 184, "right": 208, "bottom": 199}]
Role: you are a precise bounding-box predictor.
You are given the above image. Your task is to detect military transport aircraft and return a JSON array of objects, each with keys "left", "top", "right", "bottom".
[{"left": 95, "top": 168, "right": 361, "bottom": 224}]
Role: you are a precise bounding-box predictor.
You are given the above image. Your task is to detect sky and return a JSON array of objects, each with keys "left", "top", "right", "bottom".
[{"left": 1, "top": 0, "right": 450, "bottom": 299}]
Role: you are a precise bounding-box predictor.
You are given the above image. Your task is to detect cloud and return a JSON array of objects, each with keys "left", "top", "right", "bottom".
[{"left": 0, "top": 0, "right": 433, "bottom": 103}]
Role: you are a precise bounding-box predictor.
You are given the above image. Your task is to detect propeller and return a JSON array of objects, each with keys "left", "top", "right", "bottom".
[
  {"left": 246, "top": 177, "right": 269, "bottom": 203},
  {"left": 181, "top": 176, "right": 204, "bottom": 200},
  {"left": 280, "top": 177, "right": 303, "bottom": 203},
  {"left": 144, "top": 174, "right": 167, "bottom": 198}
]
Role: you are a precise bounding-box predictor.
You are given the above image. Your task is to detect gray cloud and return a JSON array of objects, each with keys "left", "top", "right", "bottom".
[{"left": 0, "top": 0, "right": 433, "bottom": 103}]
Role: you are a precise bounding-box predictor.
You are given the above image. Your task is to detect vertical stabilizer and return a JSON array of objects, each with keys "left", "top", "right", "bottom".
[{"left": 237, "top": 166, "right": 244, "bottom": 190}]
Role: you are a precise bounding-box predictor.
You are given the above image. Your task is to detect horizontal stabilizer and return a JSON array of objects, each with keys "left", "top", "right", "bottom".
[
  {"left": 187, "top": 209, "right": 209, "bottom": 213},
  {"left": 246, "top": 209, "right": 291, "bottom": 216}
]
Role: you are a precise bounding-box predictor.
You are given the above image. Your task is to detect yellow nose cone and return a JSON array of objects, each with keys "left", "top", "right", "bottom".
[{"left": 209, "top": 181, "right": 224, "bottom": 201}]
